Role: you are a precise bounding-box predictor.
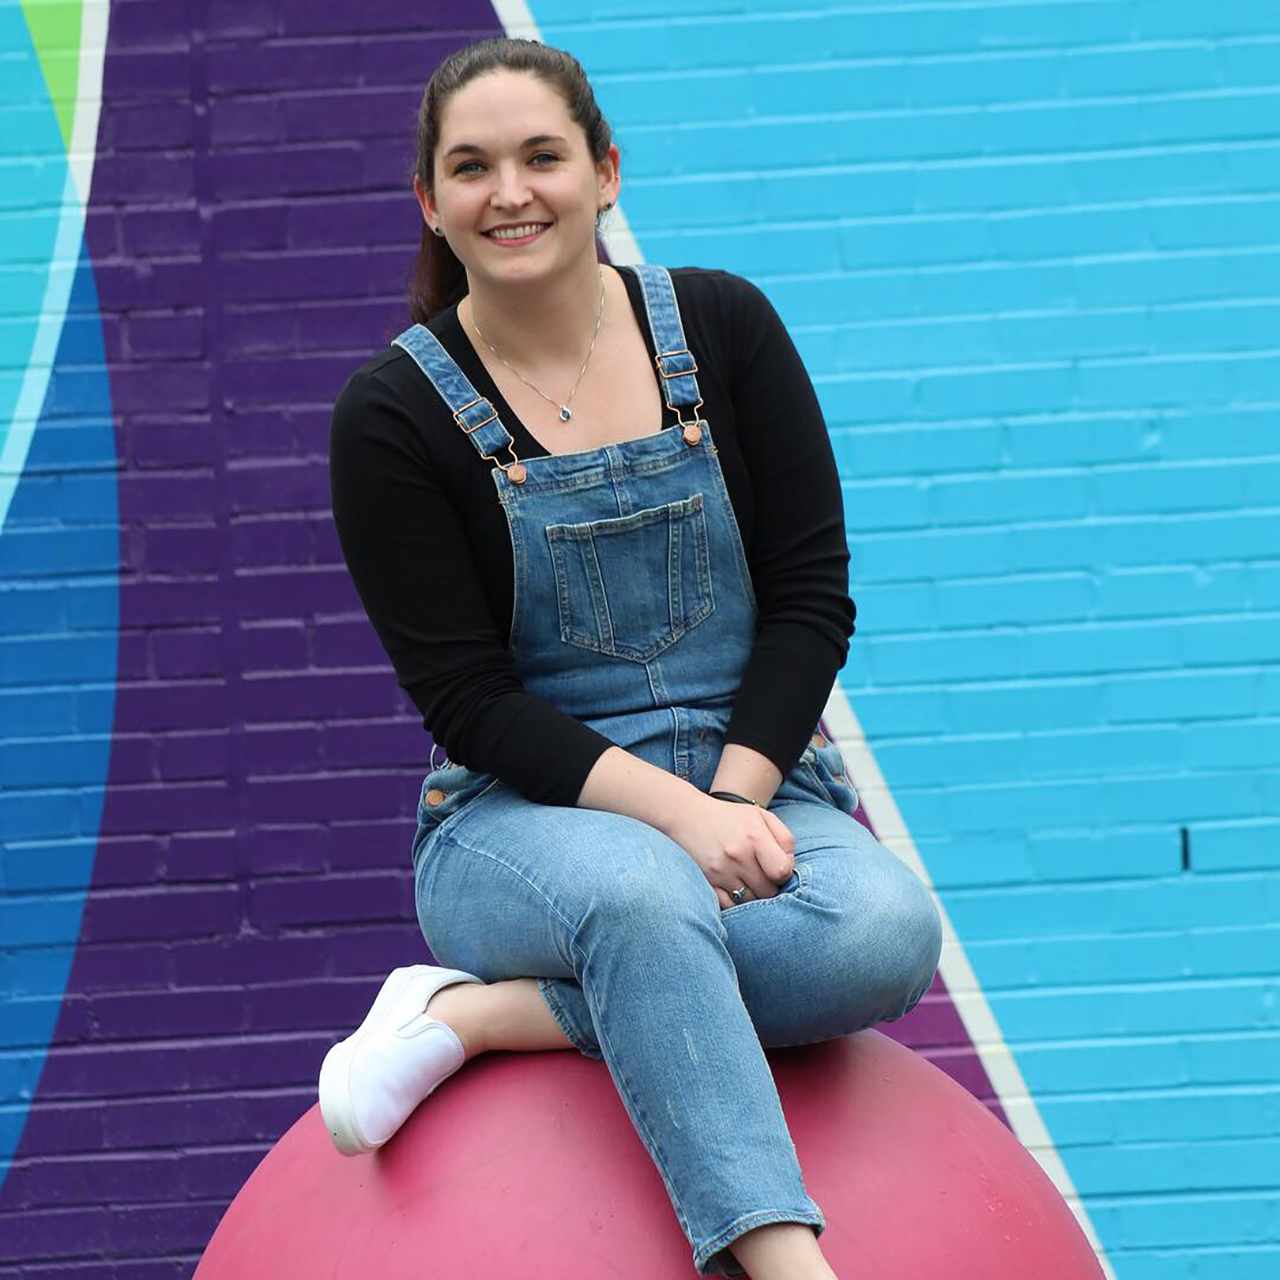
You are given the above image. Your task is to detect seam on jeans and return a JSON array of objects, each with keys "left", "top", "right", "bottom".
[
  {"left": 694, "top": 1207, "right": 826, "bottom": 1276},
  {"left": 536, "top": 977, "right": 604, "bottom": 1060},
  {"left": 500, "top": 481, "right": 526, "bottom": 651},
  {"left": 503, "top": 445, "right": 691, "bottom": 497},
  {"left": 589, "top": 981, "right": 698, "bottom": 1243},
  {"left": 702, "top": 430, "right": 758, "bottom": 615},
  {"left": 434, "top": 828, "right": 589, "bottom": 974}
]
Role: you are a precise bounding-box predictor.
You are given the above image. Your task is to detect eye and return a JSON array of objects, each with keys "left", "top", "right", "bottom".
[{"left": 453, "top": 152, "right": 560, "bottom": 176}]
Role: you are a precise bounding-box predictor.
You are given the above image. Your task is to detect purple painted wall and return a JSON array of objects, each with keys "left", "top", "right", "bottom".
[
  {"left": 0, "top": 4, "right": 994, "bottom": 1273},
  {"left": 1, "top": 6, "right": 501, "bottom": 1270}
]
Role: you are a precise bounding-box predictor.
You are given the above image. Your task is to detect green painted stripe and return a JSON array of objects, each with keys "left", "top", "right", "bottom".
[{"left": 19, "top": 0, "right": 83, "bottom": 152}]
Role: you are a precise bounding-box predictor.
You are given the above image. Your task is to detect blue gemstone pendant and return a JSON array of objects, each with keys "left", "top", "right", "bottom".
[{"left": 559, "top": 406, "right": 572, "bottom": 421}]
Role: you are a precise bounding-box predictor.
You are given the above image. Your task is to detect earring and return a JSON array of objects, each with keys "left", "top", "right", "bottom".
[{"left": 433, "top": 225, "right": 445, "bottom": 237}]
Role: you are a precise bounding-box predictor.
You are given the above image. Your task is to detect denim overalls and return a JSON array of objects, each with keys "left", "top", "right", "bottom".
[{"left": 390, "top": 264, "right": 941, "bottom": 1276}]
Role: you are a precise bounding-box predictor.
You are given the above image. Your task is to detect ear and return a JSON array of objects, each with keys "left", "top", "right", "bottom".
[
  {"left": 596, "top": 143, "right": 621, "bottom": 208},
  {"left": 413, "top": 174, "right": 437, "bottom": 226}
]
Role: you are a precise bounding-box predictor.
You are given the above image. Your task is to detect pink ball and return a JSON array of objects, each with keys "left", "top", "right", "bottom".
[{"left": 196, "top": 1030, "right": 1103, "bottom": 1277}]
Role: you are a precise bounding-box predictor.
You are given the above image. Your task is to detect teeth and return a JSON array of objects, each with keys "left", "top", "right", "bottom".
[{"left": 488, "top": 224, "right": 546, "bottom": 240}]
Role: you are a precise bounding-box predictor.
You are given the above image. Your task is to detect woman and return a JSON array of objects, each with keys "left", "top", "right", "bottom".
[{"left": 321, "top": 36, "right": 942, "bottom": 1280}]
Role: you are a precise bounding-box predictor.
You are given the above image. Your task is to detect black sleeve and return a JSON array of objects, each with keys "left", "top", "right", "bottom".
[
  {"left": 328, "top": 368, "right": 614, "bottom": 807},
  {"left": 720, "top": 275, "right": 857, "bottom": 775}
]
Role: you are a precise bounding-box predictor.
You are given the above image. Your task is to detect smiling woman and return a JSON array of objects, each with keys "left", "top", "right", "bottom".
[
  {"left": 403, "top": 45, "right": 619, "bottom": 328},
  {"left": 409, "top": 57, "right": 620, "bottom": 372},
  {"left": 318, "top": 34, "right": 925, "bottom": 1280}
]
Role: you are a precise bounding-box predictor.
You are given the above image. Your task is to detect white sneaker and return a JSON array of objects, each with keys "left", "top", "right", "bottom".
[{"left": 318, "top": 964, "right": 485, "bottom": 1157}]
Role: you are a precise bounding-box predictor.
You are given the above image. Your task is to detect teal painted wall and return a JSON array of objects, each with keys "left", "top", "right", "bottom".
[{"left": 544, "top": 2, "right": 1279, "bottom": 1275}]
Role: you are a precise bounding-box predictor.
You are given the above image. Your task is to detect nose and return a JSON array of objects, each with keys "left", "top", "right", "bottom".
[{"left": 491, "top": 160, "right": 532, "bottom": 211}]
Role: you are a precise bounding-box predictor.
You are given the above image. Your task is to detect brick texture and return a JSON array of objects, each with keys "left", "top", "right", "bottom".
[{"left": 3, "top": 3, "right": 1279, "bottom": 1278}]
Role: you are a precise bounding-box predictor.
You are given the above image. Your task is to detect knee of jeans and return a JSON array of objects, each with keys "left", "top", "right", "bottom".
[{"left": 887, "top": 880, "right": 943, "bottom": 1018}]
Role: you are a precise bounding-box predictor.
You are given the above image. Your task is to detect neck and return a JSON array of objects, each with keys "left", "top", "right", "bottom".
[{"left": 463, "top": 256, "right": 609, "bottom": 368}]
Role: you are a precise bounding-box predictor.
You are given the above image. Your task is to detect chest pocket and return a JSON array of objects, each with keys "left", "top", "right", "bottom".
[{"left": 546, "top": 493, "right": 716, "bottom": 663}]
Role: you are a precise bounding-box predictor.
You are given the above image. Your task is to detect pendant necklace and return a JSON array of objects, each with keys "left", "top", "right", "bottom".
[{"left": 468, "top": 268, "right": 606, "bottom": 423}]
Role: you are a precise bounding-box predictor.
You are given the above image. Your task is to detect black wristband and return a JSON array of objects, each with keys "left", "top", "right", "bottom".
[{"left": 709, "top": 790, "right": 760, "bottom": 806}]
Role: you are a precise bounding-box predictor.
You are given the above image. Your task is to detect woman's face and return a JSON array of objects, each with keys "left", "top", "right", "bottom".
[{"left": 418, "top": 69, "right": 619, "bottom": 287}]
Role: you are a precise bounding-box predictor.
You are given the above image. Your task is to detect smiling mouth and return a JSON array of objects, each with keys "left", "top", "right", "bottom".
[{"left": 483, "top": 223, "right": 551, "bottom": 242}]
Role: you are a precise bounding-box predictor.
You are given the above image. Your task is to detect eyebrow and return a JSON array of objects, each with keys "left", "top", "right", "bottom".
[{"left": 442, "top": 134, "right": 569, "bottom": 161}]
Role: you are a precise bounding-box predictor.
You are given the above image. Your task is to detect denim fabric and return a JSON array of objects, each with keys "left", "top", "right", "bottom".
[{"left": 395, "top": 266, "right": 943, "bottom": 1276}]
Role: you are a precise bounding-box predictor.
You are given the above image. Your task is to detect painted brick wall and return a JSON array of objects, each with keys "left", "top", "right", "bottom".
[{"left": 2, "top": 2, "right": 1278, "bottom": 1277}]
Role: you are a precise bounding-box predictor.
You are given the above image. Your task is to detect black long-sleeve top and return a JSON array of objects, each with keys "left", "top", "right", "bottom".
[{"left": 329, "top": 265, "right": 856, "bottom": 807}]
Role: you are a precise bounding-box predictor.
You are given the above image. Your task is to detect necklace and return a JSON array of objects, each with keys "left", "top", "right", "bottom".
[{"left": 468, "top": 268, "right": 606, "bottom": 423}]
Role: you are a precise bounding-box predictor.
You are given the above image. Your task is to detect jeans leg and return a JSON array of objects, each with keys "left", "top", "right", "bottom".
[
  {"left": 414, "top": 789, "right": 826, "bottom": 1277},
  {"left": 543, "top": 797, "right": 943, "bottom": 1061}
]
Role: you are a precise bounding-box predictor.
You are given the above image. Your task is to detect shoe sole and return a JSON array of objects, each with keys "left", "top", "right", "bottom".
[{"left": 319, "top": 965, "right": 427, "bottom": 1157}]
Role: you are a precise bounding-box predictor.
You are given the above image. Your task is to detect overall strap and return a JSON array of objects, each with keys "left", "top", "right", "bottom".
[
  {"left": 625, "top": 264, "right": 704, "bottom": 422},
  {"left": 391, "top": 323, "right": 525, "bottom": 479}
]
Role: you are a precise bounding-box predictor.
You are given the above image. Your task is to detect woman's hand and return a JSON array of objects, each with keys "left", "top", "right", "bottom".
[{"left": 661, "top": 793, "right": 797, "bottom": 910}]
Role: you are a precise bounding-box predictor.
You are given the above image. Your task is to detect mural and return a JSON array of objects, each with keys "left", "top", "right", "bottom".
[
  {"left": 2, "top": 0, "right": 115, "bottom": 1184},
  {"left": 3, "top": 2, "right": 1278, "bottom": 1277}
]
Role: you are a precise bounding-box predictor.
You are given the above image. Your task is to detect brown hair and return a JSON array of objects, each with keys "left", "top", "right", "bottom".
[{"left": 407, "top": 37, "right": 617, "bottom": 326}]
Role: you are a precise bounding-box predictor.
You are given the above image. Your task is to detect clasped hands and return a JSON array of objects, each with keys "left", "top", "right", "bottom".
[{"left": 661, "top": 745, "right": 796, "bottom": 911}]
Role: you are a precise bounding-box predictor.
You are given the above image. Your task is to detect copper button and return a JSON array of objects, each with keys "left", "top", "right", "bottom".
[
  {"left": 507, "top": 462, "right": 527, "bottom": 484},
  {"left": 682, "top": 423, "right": 702, "bottom": 446},
  {"left": 810, "top": 732, "right": 825, "bottom": 748},
  {"left": 425, "top": 788, "right": 446, "bottom": 806}
]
